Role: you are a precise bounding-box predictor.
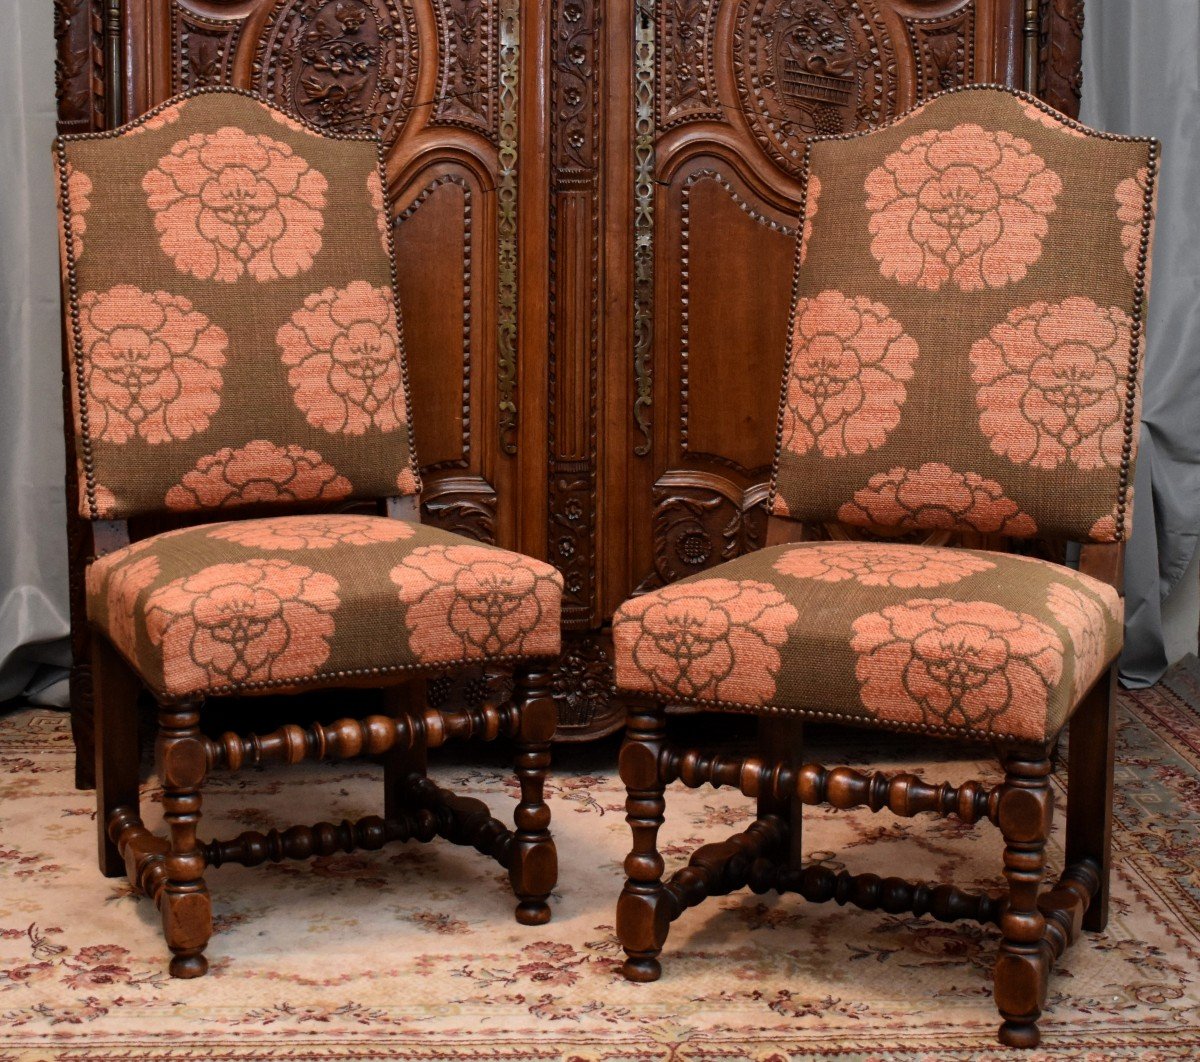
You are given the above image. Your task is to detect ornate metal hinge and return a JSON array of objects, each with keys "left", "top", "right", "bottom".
[
  {"left": 497, "top": 0, "right": 520, "bottom": 455},
  {"left": 632, "top": 0, "right": 655, "bottom": 456}
]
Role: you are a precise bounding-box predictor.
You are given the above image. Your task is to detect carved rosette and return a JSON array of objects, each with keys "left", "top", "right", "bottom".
[
  {"left": 251, "top": 0, "right": 419, "bottom": 141},
  {"left": 431, "top": 0, "right": 497, "bottom": 137},
  {"left": 637, "top": 474, "right": 770, "bottom": 593},
  {"left": 733, "top": 0, "right": 897, "bottom": 176}
]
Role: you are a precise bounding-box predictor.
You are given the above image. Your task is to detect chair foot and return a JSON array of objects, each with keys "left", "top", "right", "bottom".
[
  {"left": 998, "top": 1019, "right": 1041, "bottom": 1049},
  {"left": 509, "top": 666, "right": 558, "bottom": 924},
  {"left": 994, "top": 747, "right": 1053, "bottom": 1049},
  {"left": 158, "top": 703, "right": 212, "bottom": 979},
  {"left": 616, "top": 701, "right": 671, "bottom": 983},
  {"left": 169, "top": 951, "right": 209, "bottom": 979},
  {"left": 515, "top": 899, "right": 552, "bottom": 926},
  {"left": 621, "top": 955, "right": 661, "bottom": 983}
]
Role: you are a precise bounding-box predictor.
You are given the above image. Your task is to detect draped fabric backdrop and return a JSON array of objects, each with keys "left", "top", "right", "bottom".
[
  {"left": 1081, "top": 0, "right": 1200, "bottom": 682},
  {"left": 0, "top": 1, "right": 1196, "bottom": 703},
  {"left": 0, "top": 4, "right": 70, "bottom": 705}
]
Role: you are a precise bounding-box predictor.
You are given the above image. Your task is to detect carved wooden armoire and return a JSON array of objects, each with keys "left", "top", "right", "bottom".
[{"left": 55, "top": 0, "right": 1086, "bottom": 768}]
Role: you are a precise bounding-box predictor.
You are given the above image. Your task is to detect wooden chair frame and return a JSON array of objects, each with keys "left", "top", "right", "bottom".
[
  {"left": 616, "top": 517, "right": 1123, "bottom": 1049},
  {"left": 90, "top": 498, "right": 559, "bottom": 978}
]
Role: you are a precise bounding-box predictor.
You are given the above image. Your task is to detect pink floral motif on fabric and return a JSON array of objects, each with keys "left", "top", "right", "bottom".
[
  {"left": 614, "top": 578, "right": 799, "bottom": 705},
  {"left": 783, "top": 291, "right": 918, "bottom": 458},
  {"left": 143, "top": 126, "right": 327, "bottom": 282},
  {"left": 865, "top": 123, "right": 1061, "bottom": 291},
  {"left": 79, "top": 285, "right": 226, "bottom": 445},
  {"left": 971, "top": 296, "right": 1133, "bottom": 470}
]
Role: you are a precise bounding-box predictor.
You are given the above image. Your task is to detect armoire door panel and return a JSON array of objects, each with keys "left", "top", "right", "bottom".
[
  {"left": 392, "top": 169, "right": 476, "bottom": 472},
  {"left": 674, "top": 169, "right": 797, "bottom": 476}
]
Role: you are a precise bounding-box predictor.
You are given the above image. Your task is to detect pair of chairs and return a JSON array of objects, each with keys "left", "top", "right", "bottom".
[{"left": 54, "top": 85, "right": 1158, "bottom": 1049}]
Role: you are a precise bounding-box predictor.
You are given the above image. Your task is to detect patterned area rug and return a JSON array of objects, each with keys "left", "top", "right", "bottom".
[{"left": 2, "top": 670, "right": 1199, "bottom": 1060}]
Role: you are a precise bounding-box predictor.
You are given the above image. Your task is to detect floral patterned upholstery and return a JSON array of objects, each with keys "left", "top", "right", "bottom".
[
  {"left": 614, "top": 542, "right": 1121, "bottom": 743},
  {"left": 54, "top": 90, "right": 420, "bottom": 520},
  {"left": 771, "top": 87, "right": 1158, "bottom": 543},
  {"left": 87, "top": 515, "right": 563, "bottom": 699}
]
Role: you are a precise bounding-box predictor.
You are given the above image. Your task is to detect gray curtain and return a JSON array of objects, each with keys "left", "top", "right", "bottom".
[
  {"left": 0, "top": 2, "right": 1196, "bottom": 701},
  {"left": 1082, "top": 0, "right": 1200, "bottom": 684},
  {"left": 0, "top": 3, "right": 69, "bottom": 706}
]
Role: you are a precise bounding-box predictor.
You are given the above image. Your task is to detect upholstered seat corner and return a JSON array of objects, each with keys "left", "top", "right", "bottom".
[
  {"left": 87, "top": 514, "right": 563, "bottom": 700},
  {"left": 614, "top": 541, "right": 1121, "bottom": 744}
]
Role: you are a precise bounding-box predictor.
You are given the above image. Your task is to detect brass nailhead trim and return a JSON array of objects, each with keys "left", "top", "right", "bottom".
[
  {"left": 54, "top": 86, "right": 420, "bottom": 519},
  {"left": 767, "top": 83, "right": 1161, "bottom": 542}
]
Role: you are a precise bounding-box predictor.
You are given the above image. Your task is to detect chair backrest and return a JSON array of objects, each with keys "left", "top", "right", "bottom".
[
  {"left": 54, "top": 89, "right": 421, "bottom": 522},
  {"left": 769, "top": 86, "right": 1158, "bottom": 545}
]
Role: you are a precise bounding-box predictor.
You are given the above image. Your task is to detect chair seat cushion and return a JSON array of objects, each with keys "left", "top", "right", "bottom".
[
  {"left": 613, "top": 542, "right": 1122, "bottom": 743},
  {"left": 87, "top": 515, "right": 563, "bottom": 699}
]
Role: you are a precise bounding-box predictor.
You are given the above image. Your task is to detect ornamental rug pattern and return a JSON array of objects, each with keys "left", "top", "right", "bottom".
[{"left": 1, "top": 675, "right": 1199, "bottom": 1060}]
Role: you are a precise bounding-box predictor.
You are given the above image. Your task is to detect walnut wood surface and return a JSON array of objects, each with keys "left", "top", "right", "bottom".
[
  {"left": 616, "top": 687, "right": 1111, "bottom": 1048},
  {"left": 92, "top": 635, "right": 559, "bottom": 977}
]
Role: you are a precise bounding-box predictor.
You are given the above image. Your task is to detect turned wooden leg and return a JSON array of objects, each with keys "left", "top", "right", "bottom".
[
  {"left": 383, "top": 680, "right": 427, "bottom": 821},
  {"left": 157, "top": 701, "right": 212, "bottom": 979},
  {"left": 509, "top": 666, "right": 557, "bottom": 926},
  {"left": 92, "top": 635, "right": 141, "bottom": 877},
  {"left": 994, "top": 748, "right": 1053, "bottom": 1049},
  {"left": 757, "top": 716, "right": 804, "bottom": 868},
  {"left": 616, "top": 699, "right": 670, "bottom": 983},
  {"left": 1067, "top": 667, "right": 1117, "bottom": 933}
]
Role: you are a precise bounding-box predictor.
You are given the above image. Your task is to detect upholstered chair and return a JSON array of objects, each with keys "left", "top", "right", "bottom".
[
  {"left": 53, "top": 89, "right": 560, "bottom": 978},
  {"left": 612, "top": 86, "right": 1158, "bottom": 1048}
]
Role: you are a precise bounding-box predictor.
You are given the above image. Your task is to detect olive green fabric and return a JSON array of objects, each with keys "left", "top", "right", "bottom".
[
  {"left": 87, "top": 515, "right": 562, "bottom": 700},
  {"left": 770, "top": 87, "right": 1159, "bottom": 544},
  {"left": 614, "top": 541, "right": 1122, "bottom": 743},
  {"left": 54, "top": 90, "right": 421, "bottom": 521}
]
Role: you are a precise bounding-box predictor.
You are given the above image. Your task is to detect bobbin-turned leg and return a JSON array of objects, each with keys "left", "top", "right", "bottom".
[
  {"left": 509, "top": 666, "right": 557, "bottom": 926},
  {"left": 92, "top": 634, "right": 141, "bottom": 877},
  {"left": 383, "top": 679, "right": 427, "bottom": 821},
  {"left": 757, "top": 716, "right": 804, "bottom": 868},
  {"left": 156, "top": 700, "right": 212, "bottom": 979},
  {"left": 617, "top": 699, "right": 670, "bottom": 982},
  {"left": 994, "top": 747, "right": 1053, "bottom": 1048},
  {"left": 1067, "top": 667, "right": 1116, "bottom": 932}
]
